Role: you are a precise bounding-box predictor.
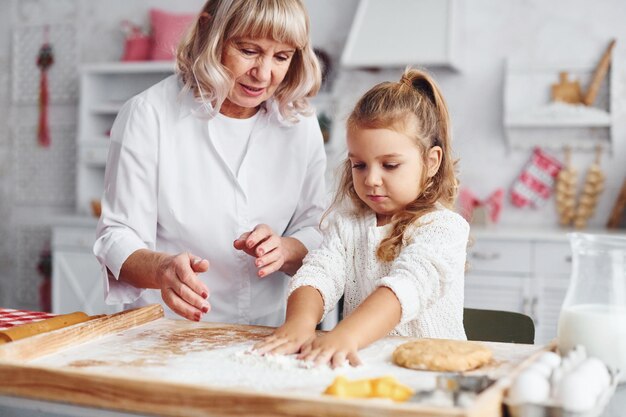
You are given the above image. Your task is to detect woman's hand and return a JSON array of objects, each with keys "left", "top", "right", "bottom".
[
  {"left": 253, "top": 320, "right": 317, "bottom": 355},
  {"left": 155, "top": 252, "right": 211, "bottom": 321},
  {"left": 234, "top": 224, "right": 306, "bottom": 277},
  {"left": 298, "top": 330, "right": 362, "bottom": 369}
]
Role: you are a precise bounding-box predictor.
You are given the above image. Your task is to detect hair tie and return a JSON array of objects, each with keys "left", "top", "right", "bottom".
[
  {"left": 400, "top": 74, "right": 435, "bottom": 105},
  {"left": 400, "top": 74, "right": 413, "bottom": 88}
]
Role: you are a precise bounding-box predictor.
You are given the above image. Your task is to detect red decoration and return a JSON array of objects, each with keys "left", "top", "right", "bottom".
[
  {"left": 510, "top": 147, "right": 562, "bottom": 208},
  {"left": 459, "top": 188, "right": 504, "bottom": 224},
  {"left": 36, "top": 26, "right": 54, "bottom": 147},
  {"left": 121, "top": 20, "right": 152, "bottom": 62}
]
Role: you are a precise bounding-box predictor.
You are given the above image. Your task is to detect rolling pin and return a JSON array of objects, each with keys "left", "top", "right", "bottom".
[
  {"left": 0, "top": 311, "right": 93, "bottom": 344},
  {"left": 583, "top": 39, "right": 616, "bottom": 106}
]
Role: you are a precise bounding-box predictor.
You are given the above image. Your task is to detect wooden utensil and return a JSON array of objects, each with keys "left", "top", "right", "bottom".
[
  {"left": 0, "top": 311, "right": 90, "bottom": 344},
  {"left": 551, "top": 71, "right": 582, "bottom": 104},
  {"left": 0, "top": 304, "right": 163, "bottom": 362},
  {"left": 583, "top": 39, "right": 616, "bottom": 106},
  {"left": 607, "top": 178, "right": 626, "bottom": 229}
]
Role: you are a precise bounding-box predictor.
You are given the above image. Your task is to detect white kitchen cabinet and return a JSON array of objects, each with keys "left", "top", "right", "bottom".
[
  {"left": 52, "top": 223, "right": 121, "bottom": 315},
  {"left": 533, "top": 241, "right": 572, "bottom": 343},
  {"left": 465, "top": 238, "right": 534, "bottom": 327},
  {"left": 77, "top": 62, "right": 175, "bottom": 216},
  {"left": 464, "top": 228, "right": 574, "bottom": 345},
  {"left": 464, "top": 274, "right": 531, "bottom": 314},
  {"left": 52, "top": 63, "right": 174, "bottom": 314}
]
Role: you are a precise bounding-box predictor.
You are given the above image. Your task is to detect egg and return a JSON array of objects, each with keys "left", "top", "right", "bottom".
[
  {"left": 550, "top": 367, "right": 564, "bottom": 394},
  {"left": 572, "top": 344, "right": 587, "bottom": 358},
  {"left": 576, "top": 357, "right": 610, "bottom": 392},
  {"left": 507, "top": 369, "right": 550, "bottom": 405},
  {"left": 566, "top": 345, "right": 587, "bottom": 366},
  {"left": 526, "top": 362, "right": 553, "bottom": 379},
  {"left": 554, "top": 372, "right": 597, "bottom": 412},
  {"left": 560, "top": 356, "right": 575, "bottom": 373},
  {"left": 536, "top": 351, "right": 561, "bottom": 369}
]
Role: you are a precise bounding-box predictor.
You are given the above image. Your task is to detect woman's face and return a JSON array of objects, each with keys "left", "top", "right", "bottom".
[{"left": 221, "top": 37, "right": 296, "bottom": 118}]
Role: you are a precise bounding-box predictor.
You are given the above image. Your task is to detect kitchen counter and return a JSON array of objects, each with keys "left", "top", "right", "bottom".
[
  {"left": 0, "top": 305, "right": 621, "bottom": 417},
  {"left": 2, "top": 387, "right": 626, "bottom": 417},
  {"left": 469, "top": 225, "right": 626, "bottom": 242},
  {"left": 0, "top": 305, "right": 548, "bottom": 417}
]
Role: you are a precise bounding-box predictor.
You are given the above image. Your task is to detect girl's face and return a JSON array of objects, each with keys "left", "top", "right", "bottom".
[
  {"left": 347, "top": 126, "right": 442, "bottom": 226},
  {"left": 221, "top": 37, "right": 296, "bottom": 118}
]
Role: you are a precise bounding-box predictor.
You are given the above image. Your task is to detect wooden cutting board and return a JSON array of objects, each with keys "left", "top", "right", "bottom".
[{"left": 0, "top": 305, "right": 547, "bottom": 417}]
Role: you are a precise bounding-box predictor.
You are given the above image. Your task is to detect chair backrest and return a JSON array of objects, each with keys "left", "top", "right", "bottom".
[{"left": 463, "top": 308, "right": 535, "bottom": 344}]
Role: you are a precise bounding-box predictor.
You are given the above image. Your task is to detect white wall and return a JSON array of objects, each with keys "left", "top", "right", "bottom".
[
  {"left": 0, "top": 0, "right": 13, "bottom": 304},
  {"left": 323, "top": 0, "right": 626, "bottom": 228},
  {"left": 0, "top": 0, "right": 624, "bottom": 309}
]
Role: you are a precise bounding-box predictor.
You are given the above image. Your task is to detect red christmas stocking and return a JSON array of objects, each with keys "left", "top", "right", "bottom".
[{"left": 510, "top": 147, "right": 562, "bottom": 208}]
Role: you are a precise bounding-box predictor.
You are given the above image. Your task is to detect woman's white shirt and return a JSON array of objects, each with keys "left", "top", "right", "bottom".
[
  {"left": 94, "top": 75, "right": 327, "bottom": 326},
  {"left": 211, "top": 112, "right": 259, "bottom": 175}
]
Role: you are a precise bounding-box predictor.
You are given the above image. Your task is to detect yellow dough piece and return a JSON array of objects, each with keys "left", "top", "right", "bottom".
[{"left": 324, "top": 375, "right": 413, "bottom": 402}]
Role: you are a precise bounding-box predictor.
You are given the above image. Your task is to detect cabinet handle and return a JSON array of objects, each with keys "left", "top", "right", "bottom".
[
  {"left": 565, "top": 255, "right": 572, "bottom": 263},
  {"left": 471, "top": 252, "right": 500, "bottom": 261}
]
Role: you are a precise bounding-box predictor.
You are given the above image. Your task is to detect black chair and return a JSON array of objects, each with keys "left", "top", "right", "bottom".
[{"left": 463, "top": 308, "right": 535, "bottom": 344}]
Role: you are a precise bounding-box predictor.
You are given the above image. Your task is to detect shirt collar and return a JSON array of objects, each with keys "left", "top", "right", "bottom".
[{"left": 176, "top": 78, "right": 295, "bottom": 127}]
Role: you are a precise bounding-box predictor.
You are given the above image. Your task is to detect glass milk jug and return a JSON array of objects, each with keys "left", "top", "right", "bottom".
[{"left": 557, "top": 233, "right": 626, "bottom": 378}]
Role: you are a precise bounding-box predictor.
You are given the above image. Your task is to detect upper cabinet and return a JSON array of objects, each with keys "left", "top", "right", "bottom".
[{"left": 340, "top": 0, "right": 461, "bottom": 70}]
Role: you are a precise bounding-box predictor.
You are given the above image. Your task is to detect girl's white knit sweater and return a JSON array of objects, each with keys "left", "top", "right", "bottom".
[{"left": 289, "top": 206, "right": 469, "bottom": 339}]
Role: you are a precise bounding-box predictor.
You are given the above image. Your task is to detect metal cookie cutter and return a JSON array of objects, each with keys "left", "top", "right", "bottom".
[{"left": 411, "top": 374, "right": 495, "bottom": 407}]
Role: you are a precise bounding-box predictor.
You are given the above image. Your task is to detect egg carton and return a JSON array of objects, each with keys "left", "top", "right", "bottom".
[{"left": 504, "top": 369, "right": 620, "bottom": 417}]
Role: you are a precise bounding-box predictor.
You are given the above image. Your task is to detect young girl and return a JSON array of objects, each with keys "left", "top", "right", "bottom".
[{"left": 254, "top": 68, "right": 469, "bottom": 368}]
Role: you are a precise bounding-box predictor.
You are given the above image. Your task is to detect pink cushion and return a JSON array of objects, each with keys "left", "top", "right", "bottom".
[{"left": 150, "top": 8, "right": 196, "bottom": 61}]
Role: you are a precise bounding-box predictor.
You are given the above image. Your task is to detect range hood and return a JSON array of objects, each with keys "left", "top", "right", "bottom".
[{"left": 340, "top": 0, "right": 461, "bottom": 70}]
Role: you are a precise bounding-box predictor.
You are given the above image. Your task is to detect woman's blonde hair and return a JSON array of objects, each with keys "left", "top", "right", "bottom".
[
  {"left": 176, "top": 0, "right": 321, "bottom": 122},
  {"left": 330, "top": 68, "right": 458, "bottom": 262}
]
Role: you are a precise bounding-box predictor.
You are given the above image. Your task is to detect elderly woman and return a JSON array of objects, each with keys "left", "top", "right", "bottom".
[{"left": 94, "top": 0, "right": 326, "bottom": 326}]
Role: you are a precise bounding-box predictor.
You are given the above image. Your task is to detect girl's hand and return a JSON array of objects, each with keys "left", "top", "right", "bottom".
[
  {"left": 253, "top": 321, "right": 316, "bottom": 355},
  {"left": 234, "top": 224, "right": 287, "bottom": 278},
  {"left": 156, "top": 252, "right": 211, "bottom": 321},
  {"left": 298, "top": 331, "right": 362, "bottom": 368}
]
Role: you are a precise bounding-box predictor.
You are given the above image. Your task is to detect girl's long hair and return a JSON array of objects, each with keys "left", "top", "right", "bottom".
[
  {"left": 329, "top": 68, "right": 458, "bottom": 262},
  {"left": 176, "top": 0, "right": 321, "bottom": 122}
]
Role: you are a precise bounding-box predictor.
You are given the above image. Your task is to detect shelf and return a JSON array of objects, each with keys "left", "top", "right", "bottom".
[
  {"left": 80, "top": 61, "right": 176, "bottom": 74},
  {"left": 504, "top": 101, "right": 610, "bottom": 128},
  {"left": 90, "top": 102, "right": 124, "bottom": 114},
  {"left": 79, "top": 142, "right": 109, "bottom": 167},
  {"left": 503, "top": 61, "right": 612, "bottom": 151},
  {"left": 76, "top": 62, "right": 176, "bottom": 215}
]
